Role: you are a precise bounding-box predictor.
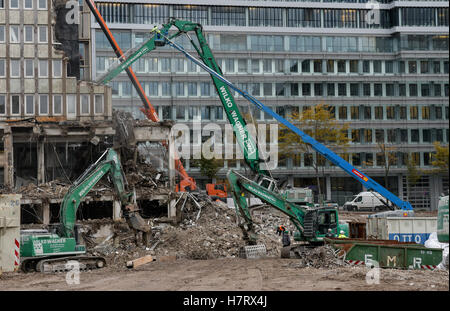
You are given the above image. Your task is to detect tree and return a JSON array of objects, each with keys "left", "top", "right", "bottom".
[
  {"left": 376, "top": 143, "right": 398, "bottom": 189},
  {"left": 278, "top": 103, "right": 350, "bottom": 200},
  {"left": 431, "top": 142, "right": 449, "bottom": 174},
  {"left": 191, "top": 153, "right": 223, "bottom": 181}
]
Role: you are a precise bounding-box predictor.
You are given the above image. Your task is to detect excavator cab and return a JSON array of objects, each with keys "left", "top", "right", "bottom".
[
  {"left": 256, "top": 175, "right": 278, "bottom": 192},
  {"left": 316, "top": 209, "right": 338, "bottom": 235}
]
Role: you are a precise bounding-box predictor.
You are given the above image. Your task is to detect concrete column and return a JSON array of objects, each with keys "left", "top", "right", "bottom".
[
  {"left": 326, "top": 175, "right": 331, "bottom": 200},
  {"left": 4, "top": 128, "right": 14, "bottom": 187},
  {"left": 39, "top": 203, "right": 50, "bottom": 225},
  {"left": 113, "top": 200, "right": 122, "bottom": 221},
  {"left": 398, "top": 175, "right": 404, "bottom": 199},
  {"left": 168, "top": 137, "right": 176, "bottom": 191},
  {"left": 37, "top": 141, "right": 45, "bottom": 184}
]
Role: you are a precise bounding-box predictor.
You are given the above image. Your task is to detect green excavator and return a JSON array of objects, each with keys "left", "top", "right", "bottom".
[{"left": 20, "top": 148, "right": 150, "bottom": 272}]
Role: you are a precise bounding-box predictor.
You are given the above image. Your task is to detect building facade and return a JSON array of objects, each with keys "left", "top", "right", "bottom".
[
  {"left": 0, "top": 0, "right": 114, "bottom": 189},
  {"left": 90, "top": 0, "right": 449, "bottom": 209}
]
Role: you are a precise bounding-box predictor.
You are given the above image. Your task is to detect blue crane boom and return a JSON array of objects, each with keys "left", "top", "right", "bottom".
[{"left": 156, "top": 30, "right": 413, "bottom": 212}]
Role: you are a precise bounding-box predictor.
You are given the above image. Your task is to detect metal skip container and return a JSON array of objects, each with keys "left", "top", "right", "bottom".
[
  {"left": 0, "top": 194, "right": 21, "bottom": 272},
  {"left": 366, "top": 217, "right": 437, "bottom": 245}
]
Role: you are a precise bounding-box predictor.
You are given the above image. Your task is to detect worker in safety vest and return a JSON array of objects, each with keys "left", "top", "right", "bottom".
[
  {"left": 338, "top": 230, "right": 347, "bottom": 238},
  {"left": 326, "top": 228, "right": 334, "bottom": 238},
  {"left": 276, "top": 225, "right": 286, "bottom": 236}
]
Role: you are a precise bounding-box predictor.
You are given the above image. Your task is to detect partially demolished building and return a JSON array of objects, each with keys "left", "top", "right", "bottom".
[{"left": 0, "top": 0, "right": 175, "bottom": 225}]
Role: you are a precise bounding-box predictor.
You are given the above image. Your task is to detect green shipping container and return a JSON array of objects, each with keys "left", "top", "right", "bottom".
[{"left": 325, "top": 238, "right": 442, "bottom": 270}]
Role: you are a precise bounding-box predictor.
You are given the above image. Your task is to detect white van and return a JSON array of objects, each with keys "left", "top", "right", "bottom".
[{"left": 343, "top": 192, "right": 391, "bottom": 211}]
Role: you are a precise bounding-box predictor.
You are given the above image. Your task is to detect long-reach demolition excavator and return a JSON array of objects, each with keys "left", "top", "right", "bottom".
[
  {"left": 20, "top": 149, "right": 150, "bottom": 272},
  {"left": 85, "top": 0, "right": 196, "bottom": 193},
  {"left": 98, "top": 19, "right": 414, "bottom": 258}
]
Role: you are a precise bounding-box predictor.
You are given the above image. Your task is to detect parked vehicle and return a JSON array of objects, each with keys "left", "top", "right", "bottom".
[{"left": 344, "top": 191, "right": 391, "bottom": 211}]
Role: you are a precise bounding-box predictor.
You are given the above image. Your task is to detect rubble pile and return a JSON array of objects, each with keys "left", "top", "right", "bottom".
[
  {"left": 17, "top": 180, "right": 71, "bottom": 200},
  {"left": 80, "top": 198, "right": 296, "bottom": 269},
  {"left": 290, "top": 245, "right": 346, "bottom": 269}
]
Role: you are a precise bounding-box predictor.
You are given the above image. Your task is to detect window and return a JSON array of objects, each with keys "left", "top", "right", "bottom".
[
  {"left": 373, "top": 60, "right": 381, "bottom": 73},
  {"left": 160, "top": 58, "right": 170, "bottom": 72},
  {"left": 434, "top": 84, "right": 442, "bottom": 97},
  {"left": 94, "top": 94, "right": 103, "bottom": 114},
  {"left": 225, "top": 59, "right": 235, "bottom": 73},
  {"left": 386, "top": 84, "right": 394, "bottom": 96},
  {"left": 39, "top": 95, "right": 48, "bottom": 115},
  {"left": 314, "top": 83, "right": 323, "bottom": 96},
  {"left": 274, "top": 60, "right": 284, "bottom": 73},
  {"left": 53, "top": 60, "right": 62, "bottom": 77},
  {"left": 327, "top": 83, "right": 335, "bottom": 96},
  {"left": 399, "top": 84, "right": 406, "bottom": 96},
  {"left": 375, "top": 106, "right": 383, "bottom": 120},
  {"left": 0, "top": 95, "right": 5, "bottom": 114},
  {"left": 11, "top": 95, "right": 20, "bottom": 114},
  {"left": 313, "top": 60, "right": 322, "bottom": 73},
  {"left": 53, "top": 95, "right": 62, "bottom": 115},
  {"left": 263, "top": 83, "right": 272, "bottom": 96},
  {"left": 375, "top": 129, "right": 384, "bottom": 143},
  {"left": 411, "top": 129, "right": 419, "bottom": 143},
  {"left": 352, "top": 129, "right": 361, "bottom": 143},
  {"left": 409, "top": 84, "right": 418, "bottom": 96},
  {"left": 238, "top": 59, "right": 248, "bottom": 73},
  {"left": 363, "top": 83, "right": 371, "bottom": 96},
  {"left": 302, "top": 83, "right": 310, "bottom": 96},
  {"left": 435, "top": 106, "right": 443, "bottom": 119},
  {"left": 399, "top": 106, "right": 407, "bottom": 119},
  {"left": 386, "top": 106, "right": 395, "bottom": 119},
  {"left": 421, "top": 84, "right": 430, "bottom": 97},
  {"left": 400, "top": 129, "right": 408, "bottom": 143},
  {"left": 24, "top": 0, "right": 33, "bottom": 9},
  {"left": 24, "top": 25, "right": 33, "bottom": 43},
  {"left": 433, "top": 61, "right": 441, "bottom": 73},
  {"left": 290, "top": 83, "right": 299, "bottom": 96},
  {"left": 350, "top": 106, "right": 359, "bottom": 120},
  {"left": 0, "top": 59, "right": 4, "bottom": 77},
  {"left": 10, "top": 0, "right": 18, "bottom": 9},
  {"left": 188, "top": 82, "right": 197, "bottom": 97},
  {"left": 364, "top": 129, "right": 372, "bottom": 143},
  {"left": 338, "top": 106, "right": 347, "bottom": 120},
  {"left": 364, "top": 106, "right": 371, "bottom": 120},
  {"left": 201, "top": 106, "right": 210, "bottom": 120},
  {"left": 38, "top": 0, "right": 47, "bottom": 9},
  {"left": 176, "top": 106, "right": 185, "bottom": 120},
  {"left": 200, "top": 82, "right": 210, "bottom": 97},
  {"left": 0, "top": 26, "right": 4, "bottom": 42},
  {"left": 374, "top": 84, "right": 382, "bottom": 96},
  {"left": 420, "top": 61, "right": 429, "bottom": 74},
  {"left": 301, "top": 60, "right": 310, "bottom": 72},
  {"left": 10, "top": 25, "right": 19, "bottom": 43},
  {"left": 252, "top": 59, "right": 261, "bottom": 73},
  {"left": 263, "top": 59, "right": 271, "bottom": 73},
  {"left": 349, "top": 60, "right": 358, "bottom": 73},
  {"left": 24, "top": 59, "right": 33, "bottom": 77},
  {"left": 410, "top": 106, "right": 418, "bottom": 119},
  {"left": 80, "top": 94, "right": 89, "bottom": 115},
  {"left": 399, "top": 61, "right": 405, "bottom": 73},
  {"left": 408, "top": 61, "right": 417, "bottom": 73},
  {"left": 276, "top": 83, "right": 285, "bottom": 96},
  {"left": 422, "top": 129, "right": 431, "bottom": 143},
  {"left": 289, "top": 60, "right": 298, "bottom": 73},
  {"left": 147, "top": 58, "right": 158, "bottom": 72},
  {"left": 67, "top": 94, "right": 76, "bottom": 115},
  {"left": 38, "top": 26, "right": 47, "bottom": 43},
  {"left": 421, "top": 106, "right": 430, "bottom": 120},
  {"left": 173, "top": 59, "right": 184, "bottom": 72},
  {"left": 385, "top": 61, "right": 393, "bottom": 73},
  {"left": 363, "top": 60, "right": 370, "bottom": 73},
  {"left": 10, "top": 59, "right": 20, "bottom": 77},
  {"left": 38, "top": 60, "right": 48, "bottom": 77},
  {"left": 161, "top": 82, "right": 171, "bottom": 96},
  {"left": 327, "top": 60, "right": 334, "bottom": 73},
  {"left": 174, "top": 82, "right": 185, "bottom": 96},
  {"left": 338, "top": 83, "right": 347, "bottom": 96}
]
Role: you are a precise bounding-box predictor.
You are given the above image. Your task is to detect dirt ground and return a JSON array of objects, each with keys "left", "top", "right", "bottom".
[{"left": 0, "top": 258, "right": 448, "bottom": 291}]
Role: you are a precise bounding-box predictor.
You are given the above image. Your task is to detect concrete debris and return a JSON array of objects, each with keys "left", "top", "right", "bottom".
[{"left": 289, "top": 245, "right": 347, "bottom": 269}]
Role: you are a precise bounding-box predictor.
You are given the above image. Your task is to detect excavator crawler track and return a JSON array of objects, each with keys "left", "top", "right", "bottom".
[{"left": 21, "top": 255, "right": 106, "bottom": 273}]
